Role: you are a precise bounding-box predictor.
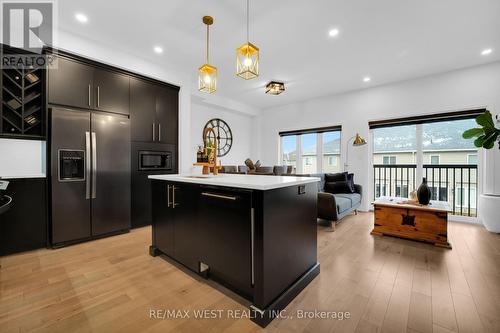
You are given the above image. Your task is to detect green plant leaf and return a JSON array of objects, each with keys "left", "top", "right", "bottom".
[
  {"left": 463, "top": 128, "right": 484, "bottom": 139},
  {"left": 482, "top": 131, "right": 500, "bottom": 149},
  {"left": 476, "top": 111, "right": 495, "bottom": 129},
  {"left": 474, "top": 135, "right": 487, "bottom": 147}
]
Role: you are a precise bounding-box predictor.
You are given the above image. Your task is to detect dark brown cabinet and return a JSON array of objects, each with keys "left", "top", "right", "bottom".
[
  {"left": 48, "top": 55, "right": 129, "bottom": 115},
  {"left": 93, "top": 69, "right": 130, "bottom": 115},
  {"left": 151, "top": 181, "right": 198, "bottom": 268},
  {"left": 130, "top": 77, "right": 178, "bottom": 143}
]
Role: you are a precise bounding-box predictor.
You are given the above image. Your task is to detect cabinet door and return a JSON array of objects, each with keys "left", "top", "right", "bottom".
[
  {"left": 199, "top": 187, "right": 253, "bottom": 297},
  {"left": 152, "top": 181, "right": 174, "bottom": 256},
  {"left": 130, "top": 78, "right": 156, "bottom": 142},
  {"left": 156, "top": 85, "right": 178, "bottom": 144},
  {"left": 93, "top": 68, "right": 130, "bottom": 115},
  {"left": 48, "top": 56, "right": 93, "bottom": 109},
  {"left": 172, "top": 183, "right": 199, "bottom": 272}
]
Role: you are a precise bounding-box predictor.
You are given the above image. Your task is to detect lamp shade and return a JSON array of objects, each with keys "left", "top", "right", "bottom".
[
  {"left": 236, "top": 42, "right": 259, "bottom": 79},
  {"left": 353, "top": 133, "right": 367, "bottom": 146}
]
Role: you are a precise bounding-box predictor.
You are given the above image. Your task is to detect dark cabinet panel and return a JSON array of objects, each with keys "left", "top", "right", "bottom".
[
  {"left": 199, "top": 187, "right": 253, "bottom": 297},
  {"left": 172, "top": 183, "right": 199, "bottom": 272},
  {"left": 93, "top": 69, "right": 129, "bottom": 115},
  {"left": 156, "top": 86, "right": 178, "bottom": 144},
  {"left": 0, "top": 178, "right": 47, "bottom": 255},
  {"left": 130, "top": 78, "right": 156, "bottom": 142},
  {"left": 152, "top": 181, "right": 174, "bottom": 256},
  {"left": 48, "top": 56, "right": 93, "bottom": 109}
]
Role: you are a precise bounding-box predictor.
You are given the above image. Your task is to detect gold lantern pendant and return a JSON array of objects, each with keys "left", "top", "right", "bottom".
[
  {"left": 199, "top": 16, "right": 217, "bottom": 93},
  {"left": 236, "top": 0, "right": 259, "bottom": 80}
]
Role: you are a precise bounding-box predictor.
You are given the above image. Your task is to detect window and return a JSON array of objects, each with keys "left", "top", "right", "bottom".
[
  {"left": 371, "top": 112, "right": 481, "bottom": 217},
  {"left": 322, "top": 131, "right": 341, "bottom": 173},
  {"left": 301, "top": 133, "right": 317, "bottom": 173},
  {"left": 281, "top": 136, "right": 297, "bottom": 169},
  {"left": 430, "top": 155, "right": 440, "bottom": 165},
  {"left": 279, "top": 126, "right": 341, "bottom": 174},
  {"left": 383, "top": 156, "right": 397, "bottom": 165},
  {"left": 467, "top": 154, "right": 478, "bottom": 165}
]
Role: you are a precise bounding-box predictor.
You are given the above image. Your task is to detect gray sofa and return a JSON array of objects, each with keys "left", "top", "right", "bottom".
[{"left": 311, "top": 173, "right": 362, "bottom": 230}]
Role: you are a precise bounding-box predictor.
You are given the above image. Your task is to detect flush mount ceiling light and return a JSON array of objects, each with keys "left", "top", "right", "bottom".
[
  {"left": 481, "top": 48, "right": 493, "bottom": 56},
  {"left": 328, "top": 28, "right": 339, "bottom": 37},
  {"left": 153, "top": 46, "right": 163, "bottom": 54},
  {"left": 236, "top": 0, "right": 259, "bottom": 80},
  {"left": 75, "top": 13, "right": 88, "bottom": 23},
  {"left": 198, "top": 16, "right": 217, "bottom": 94},
  {"left": 363, "top": 76, "right": 371, "bottom": 82},
  {"left": 265, "top": 81, "right": 285, "bottom": 95}
]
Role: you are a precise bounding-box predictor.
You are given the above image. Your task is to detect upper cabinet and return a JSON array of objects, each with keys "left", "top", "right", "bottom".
[
  {"left": 48, "top": 55, "right": 129, "bottom": 115},
  {"left": 48, "top": 57, "right": 94, "bottom": 110},
  {"left": 130, "top": 77, "right": 179, "bottom": 144}
]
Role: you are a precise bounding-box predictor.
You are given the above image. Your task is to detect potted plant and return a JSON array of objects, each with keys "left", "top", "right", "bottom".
[{"left": 462, "top": 111, "right": 500, "bottom": 149}]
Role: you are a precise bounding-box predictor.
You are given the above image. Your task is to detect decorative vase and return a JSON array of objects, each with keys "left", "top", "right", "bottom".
[{"left": 417, "top": 177, "right": 431, "bottom": 205}]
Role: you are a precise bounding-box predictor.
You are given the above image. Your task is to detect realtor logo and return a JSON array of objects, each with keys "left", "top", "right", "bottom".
[{"left": 1, "top": 1, "right": 56, "bottom": 68}]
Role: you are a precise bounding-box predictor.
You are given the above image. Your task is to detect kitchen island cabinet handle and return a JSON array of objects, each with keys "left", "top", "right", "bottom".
[
  {"left": 201, "top": 192, "right": 238, "bottom": 201},
  {"left": 172, "top": 186, "right": 179, "bottom": 208},
  {"left": 167, "top": 185, "right": 171, "bottom": 207}
]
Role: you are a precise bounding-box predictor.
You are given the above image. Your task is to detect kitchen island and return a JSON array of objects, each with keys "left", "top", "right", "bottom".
[{"left": 148, "top": 174, "right": 320, "bottom": 327}]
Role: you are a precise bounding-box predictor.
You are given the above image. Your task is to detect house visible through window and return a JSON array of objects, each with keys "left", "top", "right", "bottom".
[
  {"left": 383, "top": 156, "right": 397, "bottom": 165},
  {"left": 279, "top": 126, "right": 341, "bottom": 174},
  {"left": 430, "top": 155, "right": 440, "bottom": 165}
]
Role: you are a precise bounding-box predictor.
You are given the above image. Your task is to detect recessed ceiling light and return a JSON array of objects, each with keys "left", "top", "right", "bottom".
[
  {"left": 153, "top": 46, "right": 163, "bottom": 54},
  {"left": 328, "top": 28, "right": 340, "bottom": 37},
  {"left": 75, "top": 13, "right": 88, "bottom": 23},
  {"left": 481, "top": 48, "right": 492, "bottom": 56},
  {"left": 363, "top": 77, "right": 371, "bottom": 83}
]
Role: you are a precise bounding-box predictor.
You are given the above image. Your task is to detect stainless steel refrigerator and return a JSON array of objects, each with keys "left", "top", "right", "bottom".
[{"left": 50, "top": 108, "right": 131, "bottom": 245}]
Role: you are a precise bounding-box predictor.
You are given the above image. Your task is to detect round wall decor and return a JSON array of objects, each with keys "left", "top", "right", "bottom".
[{"left": 203, "top": 118, "right": 233, "bottom": 157}]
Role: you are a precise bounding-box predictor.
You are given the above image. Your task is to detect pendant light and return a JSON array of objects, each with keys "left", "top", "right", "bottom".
[
  {"left": 236, "top": 0, "right": 259, "bottom": 79},
  {"left": 199, "top": 16, "right": 217, "bottom": 93}
]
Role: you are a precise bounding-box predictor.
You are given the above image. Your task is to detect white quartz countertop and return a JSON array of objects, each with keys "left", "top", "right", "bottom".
[
  {"left": 0, "top": 174, "right": 46, "bottom": 179},
  {"left": 148, "top": 174, "right": 320, "bottom": 190}
]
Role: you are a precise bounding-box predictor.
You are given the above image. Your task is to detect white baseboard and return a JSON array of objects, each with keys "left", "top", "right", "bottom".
[{"left": 448, "top": 215, "right": 481, "bottom": 225}]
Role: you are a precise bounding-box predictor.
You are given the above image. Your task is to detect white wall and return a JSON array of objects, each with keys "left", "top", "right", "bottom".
[
  {"left": 258, "top": 61, "right": 500, "bottom": 212},
  {"left": 0, "top": 139, "right": 46, "bottom": 178},
  {"left": 190, "top": 101, "right": 256, "bottom": 169}
]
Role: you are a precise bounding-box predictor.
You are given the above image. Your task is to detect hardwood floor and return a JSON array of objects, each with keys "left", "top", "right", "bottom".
[{"left": 1, "top": 212, "right": 499, "bottom": 332}]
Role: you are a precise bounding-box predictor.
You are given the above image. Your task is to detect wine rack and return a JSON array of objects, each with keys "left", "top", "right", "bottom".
[{"left": 1, "top": 45, "right": 45, "bottom": 139}]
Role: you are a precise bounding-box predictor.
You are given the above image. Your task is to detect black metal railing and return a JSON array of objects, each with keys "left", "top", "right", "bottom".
[{"left": 373, "top": 164, "right": 477, "bottom": 217}]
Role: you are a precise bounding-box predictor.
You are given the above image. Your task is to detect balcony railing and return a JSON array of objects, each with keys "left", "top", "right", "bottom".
[{"left": 373, "top": 164, "right": 478, "bottom": 217}]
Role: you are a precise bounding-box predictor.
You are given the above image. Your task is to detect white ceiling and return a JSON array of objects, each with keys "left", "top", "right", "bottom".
[{"left": 58, "top": 0, "right": 500, "bottom": 109}]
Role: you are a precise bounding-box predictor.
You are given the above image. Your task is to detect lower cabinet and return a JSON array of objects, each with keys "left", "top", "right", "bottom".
[
  {"left": 198, "top": 187, "right": 253, "bottom": 297},
  {"left": 151, "top": 181, "right": 253, "bottom": 298}
]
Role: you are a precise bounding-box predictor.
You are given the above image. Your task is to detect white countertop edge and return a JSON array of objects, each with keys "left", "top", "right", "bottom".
[
  {"left": 0, "top": 174, "right": 47, "bottom": 179},
  {"left": 148, "top": 174, "right": 320, "bottom": 190}
]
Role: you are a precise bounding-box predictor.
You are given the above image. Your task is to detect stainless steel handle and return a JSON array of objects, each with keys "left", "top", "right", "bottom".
[
  {"left": 201, "top": 192, "right": 238, "bottom": 201},
  {"left": 91, "top": 132, "right": 97, "bottom": 199},
  {"left": 158, "top": 123, "right": 161, "bottom": 142},
  {"left": 97, "top": 86, "right": 100, "bottom": 107},
  {"left": 88, "top": 84, "right": 91, "bottom": 106},
  {"left": 85, "top": 131, "right": 91, "bottom": 199},
  {"left": 251, "top": 207, "right": 255, "bottom": 286},
  {"left": 152, "top": 123, "right": 155, "bottom": 141},
  {"left": 172, "top": 186, "right": 179, "bottom": 208},
  {"left": 167, "top": 185, "right": 171, "bottom": 207}
]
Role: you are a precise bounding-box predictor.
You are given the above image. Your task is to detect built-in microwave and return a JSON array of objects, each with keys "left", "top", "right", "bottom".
[{"left": 138, "top": 151, "right": 172, "bottom": 171}]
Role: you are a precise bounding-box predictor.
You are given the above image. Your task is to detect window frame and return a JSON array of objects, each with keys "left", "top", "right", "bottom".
[{"left": 430, "top": 154, "right": 440, "bottom": 165}]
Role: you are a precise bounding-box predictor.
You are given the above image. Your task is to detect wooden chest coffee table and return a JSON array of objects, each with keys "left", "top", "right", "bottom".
[{"left": 372, "top": 197, "right": 451, "bottom": 248}]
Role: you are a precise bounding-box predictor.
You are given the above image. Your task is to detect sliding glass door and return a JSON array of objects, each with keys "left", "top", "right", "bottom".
[{"left": 371, "top": 112, "right": 481, "bottom": 217}]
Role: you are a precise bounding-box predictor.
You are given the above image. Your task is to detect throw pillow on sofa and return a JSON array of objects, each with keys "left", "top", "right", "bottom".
[
  {"left": 325, "top": 181, "right": 354, "bottom": 194},
  {"left": 347, "top": 173, "right": 355, "bottom": 192},
  {"left": 325, "top": 172, "right": 348, "bottom": 182}
]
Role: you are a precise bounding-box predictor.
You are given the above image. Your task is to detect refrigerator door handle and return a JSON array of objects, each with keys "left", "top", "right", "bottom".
[
  {"left": 91, "top": 132, "right": 97, "bottom": 199},
  {"left": 85, "top": 131, "right": 91, "bottom": 199}
]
